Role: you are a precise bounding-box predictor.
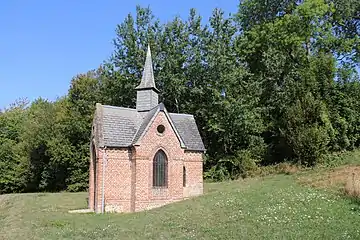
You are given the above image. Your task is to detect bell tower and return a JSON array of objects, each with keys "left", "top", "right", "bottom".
[{"left": 135, "top": 45, "right": 159, "bottom": 112}]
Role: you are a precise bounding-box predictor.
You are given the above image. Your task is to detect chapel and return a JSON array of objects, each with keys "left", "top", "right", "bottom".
[{"left": 89, "top": 46, "right": 205, "bottom": 213}]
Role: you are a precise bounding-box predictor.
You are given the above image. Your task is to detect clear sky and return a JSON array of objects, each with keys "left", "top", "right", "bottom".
[{"left": 0, "top": 0, "right": 238, "bottom": 109}]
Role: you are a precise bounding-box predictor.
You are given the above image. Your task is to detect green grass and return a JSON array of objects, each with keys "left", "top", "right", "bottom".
[{"left": 1, "top": 174, "right": 360, "bottom": 239}]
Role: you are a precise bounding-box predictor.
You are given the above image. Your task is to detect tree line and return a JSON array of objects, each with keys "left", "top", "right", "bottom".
[{"left": 1, "top": 0, "right": 359, "bottom": 193}]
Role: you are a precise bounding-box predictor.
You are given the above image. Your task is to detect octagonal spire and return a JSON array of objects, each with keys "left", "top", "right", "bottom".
[{"left": 135, "top": 45, "right": 159, "bottom": 92}]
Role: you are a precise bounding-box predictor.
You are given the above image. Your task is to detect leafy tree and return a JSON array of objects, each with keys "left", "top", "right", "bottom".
[
  {"left": 1, "top": 1, "right": 360, "bottom": 192},
  {"left": 0, "top": 100, "right": 29, "bottom": 193}
]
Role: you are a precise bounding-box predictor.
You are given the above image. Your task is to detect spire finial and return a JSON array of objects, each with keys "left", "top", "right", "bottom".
[
  {"left": 147, "top": 44, "right": 151, "bottom": 56},
  {"left": 135, "top": 44, "right": 159, "bottom": 92}
]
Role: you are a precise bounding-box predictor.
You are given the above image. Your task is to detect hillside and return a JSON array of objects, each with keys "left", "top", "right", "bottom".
[{"left": 1, "top": 167, "right": 360, "bottom": 240}]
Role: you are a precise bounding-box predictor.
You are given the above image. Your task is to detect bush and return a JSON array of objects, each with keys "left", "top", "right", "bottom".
[
  {"left": 289, "top": 125, "right": 330, "bottom": 166},
  {"left": 204, "top": 149, "right": 260, "bottom": 181}
]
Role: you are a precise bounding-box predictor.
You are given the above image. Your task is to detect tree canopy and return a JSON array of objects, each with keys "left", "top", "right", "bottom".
[{"left": 1, "top": 0, "right": 359, "bottom": 193}]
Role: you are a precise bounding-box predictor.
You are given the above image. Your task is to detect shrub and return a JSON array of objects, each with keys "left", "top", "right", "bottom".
[
  {"left": 204, "top": 149, "right": 260, "bottom": 181},
  {"left": 287, "top": 125, "right": 330, "bottom": 166}
]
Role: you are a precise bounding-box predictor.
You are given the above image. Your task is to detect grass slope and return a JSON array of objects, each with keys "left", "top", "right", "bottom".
[{"left": 1, "top": 174, "right": 360, "bottom": 239}]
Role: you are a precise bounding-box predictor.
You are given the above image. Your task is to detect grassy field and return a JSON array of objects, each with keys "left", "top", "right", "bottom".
[{"left": 1, "top": 166, "right": 360, "bottom": 239}]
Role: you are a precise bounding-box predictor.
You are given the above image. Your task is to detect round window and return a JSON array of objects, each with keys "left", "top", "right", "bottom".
[{"left": 157, "top": 125, "right": 165, "bottom": 134}]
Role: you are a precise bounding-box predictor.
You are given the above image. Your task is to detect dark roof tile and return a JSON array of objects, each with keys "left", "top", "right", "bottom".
[{"left": 169, "top": 113, "right": 205, "bottom": 151}]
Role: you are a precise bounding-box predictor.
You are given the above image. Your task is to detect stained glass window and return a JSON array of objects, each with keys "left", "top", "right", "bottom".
[{"left": 153, "top": 150, "right": 168, "bottom": 187}]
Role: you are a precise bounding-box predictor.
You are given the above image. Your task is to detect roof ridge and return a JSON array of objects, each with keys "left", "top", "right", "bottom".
[
  {"left": 146, "top": 103, "right": 161, "bottom": 114},
  {"left": 102, "top": 105, "right": 137, "bottom": 111},
  {"left": 131, "top": 105, "right": 160, "bottom": 144},
  {"left": 169, "top": 112, "right": 194, "bottom": 117}
]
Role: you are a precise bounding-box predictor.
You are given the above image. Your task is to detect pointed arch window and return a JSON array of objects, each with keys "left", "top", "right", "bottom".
[{"left": 153, "top": 150, "right": 168, "bottom": 187}]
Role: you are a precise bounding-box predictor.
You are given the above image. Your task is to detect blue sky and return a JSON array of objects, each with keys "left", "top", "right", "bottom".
[{"left": 0, "top": 0, "right": 238, "bottom": 109}]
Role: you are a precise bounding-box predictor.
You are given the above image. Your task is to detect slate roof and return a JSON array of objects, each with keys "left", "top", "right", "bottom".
[
  {"left": 135, "top": 45, "right": 160, "bottom": 93},
  {"left": 169, "top": 113, "right": 205, "bottom": 151},
  {"left": 100, "top": 106, "right": 142, "bottom": 147},
  {"left": 93, "top": 103, "right": 205, "bottom": 152}
]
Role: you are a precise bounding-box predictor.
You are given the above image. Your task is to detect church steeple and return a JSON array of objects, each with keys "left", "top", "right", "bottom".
[
  {"left": 136, "top": 45, "right": 159, "bottom": 112},
  {"left": 136, "top": 45, "right": 159, "bottom": 92}
]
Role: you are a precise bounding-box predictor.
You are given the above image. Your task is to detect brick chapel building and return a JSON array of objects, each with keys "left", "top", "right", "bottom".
[{"left": 89, "top": 46, "right": 205, "bottom": 213}]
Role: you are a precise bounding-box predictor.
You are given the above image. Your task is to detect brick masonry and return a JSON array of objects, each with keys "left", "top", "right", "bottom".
[{"left": 88, "top": 111, "right": 203, "bottom": 213}]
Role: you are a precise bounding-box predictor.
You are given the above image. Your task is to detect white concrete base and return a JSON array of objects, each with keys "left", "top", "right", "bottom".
[{"left": 68, "top": 209, "right": 94, "bottom": 214}]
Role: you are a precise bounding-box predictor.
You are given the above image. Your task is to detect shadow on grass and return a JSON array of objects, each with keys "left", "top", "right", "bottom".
[{"left": 348, "top": 196, "right": 360, "bottom": 212}]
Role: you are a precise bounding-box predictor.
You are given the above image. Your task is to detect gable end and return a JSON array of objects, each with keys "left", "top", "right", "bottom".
[{"left": 132, "top": 103, "right": 186, "bottom": 149}]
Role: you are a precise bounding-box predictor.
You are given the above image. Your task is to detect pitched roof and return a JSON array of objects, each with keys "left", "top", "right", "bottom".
[
  {"left": 101, "top": 105, "right": 142, "bottom": 147},
  {"left": 93, "top": 103, "right": 205, "bottom": 152},
  {"left": 135, "top": 45, "right": 159, "bottom": 93},
  {"left": 169, "top": 113, "right": 205, "bottom": 151},
  {"left": 132, "top": 105, "right": 159, "bottom": 144}
]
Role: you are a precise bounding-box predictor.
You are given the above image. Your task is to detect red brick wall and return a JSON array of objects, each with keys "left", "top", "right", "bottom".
[
  {"left": 134, "top": 112, "right": 185, "bottom": 211},
  {"left": 89, "top": 111, "right": 204, "bottom": 213},
  {"left": 183, "top": 151, "right": 204, "bottom": 198},
  {"left": 89, "top": 148, "right": 106, "bottom": 213},
  {"left": 88, "top": 146, "right": 99, "bottom": 212},
  {"left": 103, "top": 148, "right": 132, "bottom": 212}
]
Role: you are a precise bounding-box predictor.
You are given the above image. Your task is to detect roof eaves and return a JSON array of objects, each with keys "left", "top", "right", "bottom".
[
  {"left": 162, "top": 106, "right": 187, "bottom": 149},
  {"left": 98, "top": 103, "right": 104, "bottom": 148},
  {"left": 185, "top": 148, "right": 206, "bottom": 152}
]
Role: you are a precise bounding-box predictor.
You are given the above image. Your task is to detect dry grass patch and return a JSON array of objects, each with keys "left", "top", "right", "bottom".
[
  {"left": 297, "top": 165, "right": 360, "bottom": 193},
  {"left": 258, "top": 162, "right": 301, "bottom": 177},
  {"left": 276, "top": 162, "right": 300, "bottom": 175},
  {"left": 344, "top": 172, "right": 360, "bottom": 198}
]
